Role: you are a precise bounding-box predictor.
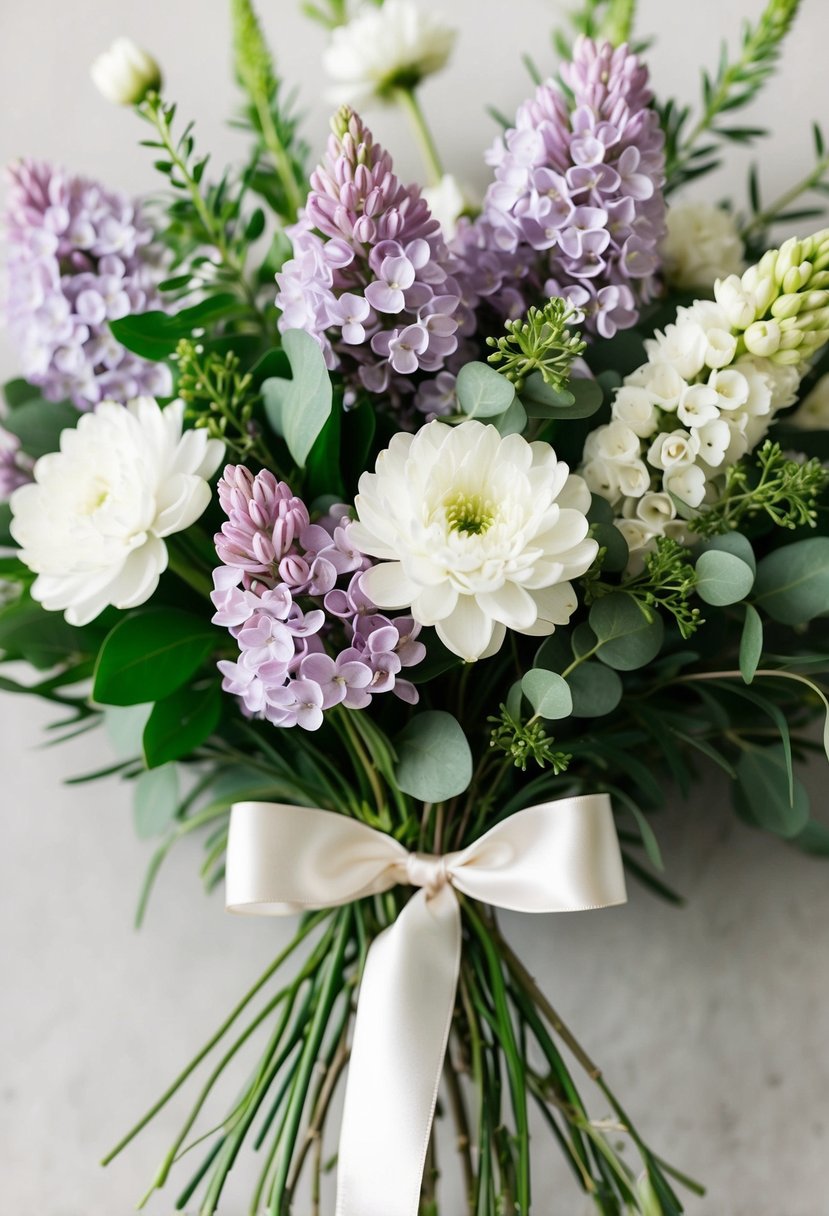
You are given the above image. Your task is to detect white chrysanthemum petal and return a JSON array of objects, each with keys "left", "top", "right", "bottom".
[
  {"left": 353, "top": 419, "right": 595, "bottom": 660},
  {"left": 10, "top": 397, "right": 223, "bottom": 624}
]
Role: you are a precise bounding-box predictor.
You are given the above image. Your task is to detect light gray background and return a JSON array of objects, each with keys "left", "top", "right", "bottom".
[{"left": 1, "top": 2, "right": 828, "bottom": 1213}]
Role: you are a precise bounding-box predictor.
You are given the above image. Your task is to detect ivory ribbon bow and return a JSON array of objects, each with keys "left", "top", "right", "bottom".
[{"left": 226, "top": 794, "right": 627, "bottom": 1216}]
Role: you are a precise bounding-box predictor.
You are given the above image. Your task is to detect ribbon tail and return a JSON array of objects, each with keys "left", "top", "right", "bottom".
[{"left": 335, "top": 884, "right": 461, "bottom": 1216}]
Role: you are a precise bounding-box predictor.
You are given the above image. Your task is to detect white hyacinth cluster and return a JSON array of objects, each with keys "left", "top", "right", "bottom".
[
  {"left": 581, "top": 229, "right": 829, "bottom": 555},
  {"left": 660, "top": 200, "right": 745, "bottom": 290}
]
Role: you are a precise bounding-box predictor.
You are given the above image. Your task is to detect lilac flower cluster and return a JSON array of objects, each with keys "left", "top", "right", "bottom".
[
  {"left": 3, "top": 159, "right": 171, "bottom": 409},
  {"left": 276, "top": 107, "right": 461, "bottom": 408},
  {"left": 452, "top": 37, "right": 666, "bottom": 340},
  {"left": 0, "top": 424, "right": 33, "bottom": 502},
  {"left": 211, "top": 465, "right": 425, "bottom": 731}
]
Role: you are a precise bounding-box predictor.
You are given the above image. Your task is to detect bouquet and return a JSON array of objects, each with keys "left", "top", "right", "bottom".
[{"left": 3, "top": 0, "right": 829, "bottom": 1211}]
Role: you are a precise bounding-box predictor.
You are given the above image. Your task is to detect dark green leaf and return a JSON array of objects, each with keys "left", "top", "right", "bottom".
[
  {"left": 734, "top": 746, "right": 809, "bottom": 838},
  {"left": 754, "top": 537, "right": 829, "bottom": 625},
  {"left": 110, "top": 295, "right": 244, "bottom": 361},
  {"left": 566, "top": 662, "right": 622, "bottom": 717},
  {"left": 93, "top": 608, "right": 217, "bottom": 706},
  {"left": 143, "top": 680, "right": 222, "bottom": 768},
  {"left": 3, "top": 378, "right": 40, "bottom": 409},
  {"left": 0, "top": 594, "right": 95, "bottom": 669},
  {"left": 739, "top": 603, "right": 763, "bottom": 684},
  {"left": 2, "top": 399, "right": 80, "bottom": 459}
]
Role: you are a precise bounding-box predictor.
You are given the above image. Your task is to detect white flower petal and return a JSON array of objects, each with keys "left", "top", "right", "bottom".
[
  {"left": 436, "top": 595, "right": 495, "bottom": 661},
  {"left": 360, "top": 561, "right": 421, "bottom": 608}
]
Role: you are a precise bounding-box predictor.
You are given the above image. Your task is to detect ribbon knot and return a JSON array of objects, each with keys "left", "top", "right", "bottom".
[{"left": 226, "top": 795, "right": 627, "bottom": 1216}]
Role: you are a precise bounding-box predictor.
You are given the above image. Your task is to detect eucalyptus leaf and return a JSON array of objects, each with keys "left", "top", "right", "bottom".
[
  {"left": 394, "top": 711, "right": 473, "bottom": 801},
  {"left": 456, "top": 362, "right": 515, "bottom": 417},
  {"left": 521, "top": 669, "right": 573, "bottom": 720},
  {"left": 734, "top": 746, "right": 809, "bottom": 838},
  {"left": 133, "top": 763, "right": 180, "bottom": 839},
  {"left": 700, "top": 531, "right": 756, "bottom": 575},
  {"left": 739, "top": 603, "right": 763, "bottom": 684},
  {"left": 589, "top": 593, "right": 664, "bottom": 671},
  {"left": 93, "top": 609, "right": 217, "bottom": 706},
  {"left": 505, "top": 680, "right": 524, "bottom": 719},
  {"left": 492, "top": 398, "right": 528, "bottom": 437},
  {"left": 754, "top": 537, "right": 829, "bottom": 625},
  {"left": 566, "top": 662, "right": 622, "bottom": 717},
  {"left": 104, "top": 704, "right": 153, "bottom": 759},
  {"left": 262, "top": 329, "right": 333, "bottom": 467},
  {"left": 694, "top": 549, "right": 755, "bottom": 606},
  {"left": 533, "top": 631, "right": 571, "bottom": 673},
  {"left": 519, "top": 371, "right": 576, "bottom": 417},
  {"left": 592, "top": 522, "right": 629, "bottom": 573}
]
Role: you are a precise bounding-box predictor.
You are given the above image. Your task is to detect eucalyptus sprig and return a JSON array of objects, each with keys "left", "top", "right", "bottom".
[
  {"left": 486, "top": 298, "right": 586, "bottom": 393},
  {"left": 693, "top": 440, "right": 829, "bottom": 537},
  {"left": 660, "top": 0, "right": 801, "bottom": 194},
  {"left": 488, "top": 703, "right": 572, "bottom": 772},
  {"left": 585, "top": 537, "right": 703, "bottom": 639}
]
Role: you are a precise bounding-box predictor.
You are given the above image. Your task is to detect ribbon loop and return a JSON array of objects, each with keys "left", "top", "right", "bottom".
[{"left": 226, "top": 794, "right": 626, "bottom": 1216}]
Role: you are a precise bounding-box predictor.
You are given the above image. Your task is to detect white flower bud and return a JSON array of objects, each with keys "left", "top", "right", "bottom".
[
  {"left": 663, "top": 462, "right": 707, "bottom": 509},
  {"left": 635, "top": 491, "right": 677, "bottom": 530},
  {"left": 676, "top": 382, "right": 720, "bottom": 428},
  {"left": 744, "top": 319, "right": 782, "bottom": 357},
  {"left": 695, "top": 418, "right": 732, "bottom": 467},
  {"left": 647, "top": 429, "right": 700, "bottom": 471},
  {"left": 708, "top": 368, "right": 749, "bottom": 411},
  {"left": 714, "top": 275, "right": 756, "bottom": 330},
  {"left": 91, "top": 37, "right": 161, "bottom": 105},
  {"left": 616, "top": 460, "right": 652, "bottom": 499},
  {"left": 703, "top": 326, "right": 738, "bottom": 369},
  {"left": 611, "top": 386, "right": 659, "bottom": 437}
]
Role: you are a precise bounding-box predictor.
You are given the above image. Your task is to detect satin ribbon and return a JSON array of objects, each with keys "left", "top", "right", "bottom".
[{"left": 225, "top": 794, "right": 627, "bottom": 1216}]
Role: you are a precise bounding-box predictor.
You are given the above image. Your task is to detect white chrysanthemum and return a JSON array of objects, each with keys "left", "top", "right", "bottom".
[
  {"left": 661, "top": 201, "right": 745, "bottom": 289},
  {"left": 323, "top": 0, "right": 456, "bottom": 106},
  {"left": 90, "top": 37, "right": 161, "bottom": 105},
  {"left": 350, "top": 420, "right": 597, "bottom": 661},
  {"left": 10, "top": 398, "right": 223, "bottom": 626}
]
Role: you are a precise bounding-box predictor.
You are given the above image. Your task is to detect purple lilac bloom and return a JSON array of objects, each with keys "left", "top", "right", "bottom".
[
  {"left": 212, "top": 465, "right": 425, "bottom": 730},
  {"left": 0, "top": 425, "right": 33, "bottom": 501},
  {"left": 452, "top": 37, "right": 666, "bottom": 339},
  {"left": 275, "top": 106, "right": 462, "bottom": 412},
  {"left": 3, "top": 159, "right": 172, "bottom": 409}
]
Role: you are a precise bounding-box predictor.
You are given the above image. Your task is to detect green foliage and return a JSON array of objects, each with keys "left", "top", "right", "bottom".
[
  {"left": 552, "top": 0, "right": 638, "bottom": 59},
  {"left": 93, "top": 609, "right": 217, "bottom": 707},
  {"left": 734, "top": 745, "right": 810, "bottom": 838},
  {"left": 566, "top": 662, "right": 623, "bottom": 718},
  {"left": 394, "top": 710, "right": 473, "bottom": 801},
  {"left": 692, "top": 441, "right": 828, "bottom": 536},
  {"left": 754, "top": 536, "right": 829, "bottom": 625},
  {"left": 262, "top": 329, "right": 333, "bottom": 468},
  {"left": 230, "top": 0, "right": 306, "bottom": 222},
  {"left": 488, "top": 703, "right": 572, "bottom": 772},
  {"left": 694, "top": 549, "right": 755, "bottom": 607},
  {"left": 142, "top": 681, "right": 222, "bottom": 769},
  {"left": 3, "top": 377, "right": 40, "bottom": 409},
  {"left": 586, "top": 537, "right": 702, "bottom": 639},
  {"left": 2, "top": 398, "right": 80, "bottom": 460},
  {"left": 175, "top": 338, "right": 275, "bottom": 465},
  {"left": 739, "top": 604, "right": 763, "bottom": 683},
  {"left": 518, "top": 371, "right": 603, "bottom": 421},
  {"left": 486, "top": 299, "right": 586, "bottom": 394},
  {"left": 455, "top": 361, "right": 516, "bottom": 418},
  {"left": 742, "top": 121, "right": 829, "bottom": 247},
  {"left": 111, "top": 295, "right": 246, "bottom": 362},
  {"left": 588, "top": 592, "right": 665, "bottom": 670},
  {"left": 660, "top": 0, "right": 802, "bottom": 193},
  {"left": 133, "top": 763, "right": 181, "bottom": 838},
  {"left": 520, "top": 669, "right": 573, "bottom": 720}
]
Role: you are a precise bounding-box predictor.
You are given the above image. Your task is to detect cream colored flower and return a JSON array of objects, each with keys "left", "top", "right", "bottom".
[
  {"left": 323, "top": 0, "right": 455, "bottom": 106},
  {"left": 350, "top": 420, "right": 597, "bottom": 661},
  {"left": 10, "top": 398, "right": 223, "bottom": 626},
  {"left": 422, "top": 174, "right": 468, "bottom": 238},
  {"left": 90, "top": 37, "right": 161, "bottom": 105},
  {"left": 661, "top": 201, "right": 745, "bottom": 289}
]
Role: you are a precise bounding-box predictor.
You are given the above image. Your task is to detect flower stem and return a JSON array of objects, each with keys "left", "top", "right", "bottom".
[
  {"left": 165, "top": 538, "right": 214, "bottom": 600},
  {"left": 395, "top": 87, "right": 444, "bottom": 184},
  {"left": 741, "top": 153, "right": 829, "bottom": 240}
]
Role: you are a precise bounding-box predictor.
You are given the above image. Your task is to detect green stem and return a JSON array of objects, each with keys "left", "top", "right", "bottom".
[
  {"left": 256, "top": 100, "right": 303, "bottom": 222},
  {"left": 395, "top": 87, "right": 444, "bottom": 184},
  {"left": 742, "top": 154, "right": 829, "bottom": 238},
  {"left": 165, "top": 538, "right": 214, "bottom": 600}
]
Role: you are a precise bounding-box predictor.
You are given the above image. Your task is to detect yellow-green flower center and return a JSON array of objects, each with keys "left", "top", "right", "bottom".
[{"left": 444, "top": 491, "right": 495, "bottom": 536}]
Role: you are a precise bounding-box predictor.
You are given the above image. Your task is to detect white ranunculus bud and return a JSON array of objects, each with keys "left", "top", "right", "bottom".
[
  {"left": 91, "top": 37, "right": 161, "bottom": 106},
  {"left": 661, "top": 200, "right": 745, "bottom": 290},
  {"left": 663, "top": 462, "right": 708, "bottom": 508},
  {"left": 422, "top": 174, "right": 469, "bottom": 239},
  {"left": 788, "top": 373, "right": 829, "bottom": 429},
  {"left": 635, "top": 491, "right": 677, "bottom": 530}
]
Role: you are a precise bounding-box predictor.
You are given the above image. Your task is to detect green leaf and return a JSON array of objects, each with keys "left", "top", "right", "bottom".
[
  {"left": 589, "top": 593, "right": 664, "bottom": 671},
  {"left": 519, "top": 370, "right": 605, "bottom": 420},
  {"left": 793, "top": 821, "right": 829, "bottom": 856},
  {"left": 566, "top": 662, "right": 622, "bottom": 717},
  {"left": 3, "top": 378, "right": 40, "bottom": 409},
  {"left": 408, "top": 630, "right": 463, "bottom": 683},
  {"left": 700, "top": 530, "right": 756, "bottom": 575},
  {"left": 492, "top": 398, "right": 528, "bottom": 437},
  {"left": 592, "top": 521, "right": 629, "bottom": 573},
  {"left": 0, "top": 556, "right": 33, "bottom": 582},
  {"left": 394, "top": 710, "right": 473, "bottom": 801},
  {"left": 93, "top": 608, "right": 217, "bottom": 707},
  {"left": 739, "top": 603, "right": 763, "bottom": 684},
  {"left": 133, "top": 763, "right": 180, "bottom": 839},
  {"left": 104, "top": 703, "right": 153, "bottom": 759},
  {"left": 734, "top": 746, "right": 809, "bottom": 839},
  {"left": 532, "top": 631, "right": 571, "bottom": 674},
  {"left": 143, "top": 681, "right": 222, "bottom": 768},
  {"left": 0, "top": 594, "right": 95, "bottom": 669},
  {"left": 754, "top": 537, "right": 829, "bottom": 625},
  {"left": 520, "top": 669, "right": 573, "bottom": 720},
  {"left": 262, "top": 329, "right": 333, "bottom": 467},
  {"left": 694, "top": 549, "right": 755, "bottom": 606},
  {"left": 0, "top": 503, "right": 13, "bottom": 547},
  {"left": 305, "top": 395, "right": 344, "bottom": 500},
  {"left": 2, "top": 399, "right": 80, "bottom": 459},
  {"left": 455, "top": 362, "right": 516, "bottom": 417},
  {"left": 110, "top": 295, "right": 243, "bottom": 361}
]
